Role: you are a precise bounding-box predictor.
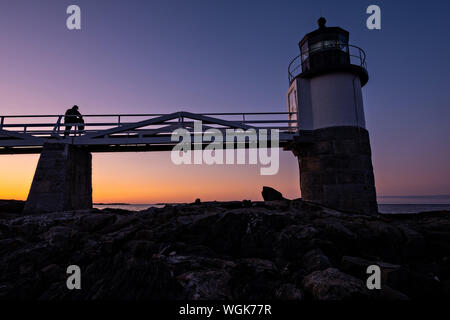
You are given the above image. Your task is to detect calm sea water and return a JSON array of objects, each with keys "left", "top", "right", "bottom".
[
  {"left": 377, "top": 204, "right": 450, "bottom": 214},
  {"left": 93, "top": 203, "right": 450, "bottom": 214},
  {"left": 94, "top": 204, "right": 164, "bottom": 211}
]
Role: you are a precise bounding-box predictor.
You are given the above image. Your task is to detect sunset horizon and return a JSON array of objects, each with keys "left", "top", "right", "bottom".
[{"left": 1, "top": 151, "right": 450, "bottom": 204}]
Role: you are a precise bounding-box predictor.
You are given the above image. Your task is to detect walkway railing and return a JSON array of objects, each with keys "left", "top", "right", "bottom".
[
  {"left": 0, "top": 111, "right": 298, "bottom": 153},
  {"left": 0, "top": 112, "right": 297, "bottom": 136}
]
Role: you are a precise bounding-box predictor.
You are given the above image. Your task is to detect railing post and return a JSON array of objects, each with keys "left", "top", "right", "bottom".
[
  {"left": 0, "top": 116, "right": 4, "bottom": 130},
  {"left": 178, "top": 112, "right": 183, "bottom": 128},
  {"left": 118, "top": 115, "right": 121, "bottom": 126},
  {"left": 52, "top": 115, "right": 62, "bottom": 137}
]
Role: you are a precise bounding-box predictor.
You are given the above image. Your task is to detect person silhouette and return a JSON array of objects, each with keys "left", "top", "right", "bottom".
[{"left": 63, "top": 105, "right": 83, "bottom": 137}]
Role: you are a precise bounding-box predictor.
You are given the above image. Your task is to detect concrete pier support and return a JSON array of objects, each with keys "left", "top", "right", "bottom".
[
  {"left": 24, "top": 143, "right": 92, "bottom": 213},
  {"left": 292, "top": 126, "right": 378, "bottom": 215}
]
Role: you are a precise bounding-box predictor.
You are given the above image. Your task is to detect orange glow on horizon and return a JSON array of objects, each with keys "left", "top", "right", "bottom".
[
  {"left": 0, "top": 151, "right": 448, "bottom": 204},
  {"left": 0, "top": 152, "right": 301, "bottom": 204},
  {"left": 0, "top": 155, "right": 39, "bottom": 200}
]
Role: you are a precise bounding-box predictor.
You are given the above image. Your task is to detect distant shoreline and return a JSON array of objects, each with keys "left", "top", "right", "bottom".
[
  {"left": 2, "top": 199, "right": 450, "bottom": 215},
  {"left": 93, "top": 203, "right": 130, "bottom": 206}
]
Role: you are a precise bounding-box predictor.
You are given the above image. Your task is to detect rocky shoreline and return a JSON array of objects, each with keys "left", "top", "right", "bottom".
[{"left": 0, "top": 197, "right": 449, "bottom": 300}]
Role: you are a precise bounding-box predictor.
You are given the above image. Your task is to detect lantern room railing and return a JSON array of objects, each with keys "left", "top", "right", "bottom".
[{"left": 288, "top": 43, "right": 367, "bottom": 83}]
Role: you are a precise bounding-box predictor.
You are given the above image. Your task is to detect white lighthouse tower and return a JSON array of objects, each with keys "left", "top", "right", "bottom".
[{"left": 288, "top": 18, "right": 377, "bottom": 215}]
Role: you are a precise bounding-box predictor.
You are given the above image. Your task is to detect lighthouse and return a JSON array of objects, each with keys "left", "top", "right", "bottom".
[{"left": 288, "top": 18, "right": 377, "bottom": 215}]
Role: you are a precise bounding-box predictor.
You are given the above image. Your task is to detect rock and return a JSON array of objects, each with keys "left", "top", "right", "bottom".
[
  {"left": 342, "top": 258, "right": 442, "bottom": 299},
  {"left": 0, "top": 238, "right": 25, "bottom": 256},
  {"left": 341, "top": 256, "right": 375, "bottom": 279},
  {"left": 163, "top": 255, "right": 236, "bottom": 273},
  {"left": 177, "top": 270, "right": 232, "bottom": 299},
  {"left": 377, "top": 285, "right": 409, "bottom": 300},
  {"left": 302, "top": 249, "right": 331, "bottom": 273},
  {"left": 275, "top": 283, "right": 303, "bottom": 300},
  {"left": 238, "top": 258, "right": 278, "bottom": 274},
  {"left": 39, "top": 264, "right": 64, "bottom": 284},
  {"left": 0, "top": 199, "right": 449, "bottom": 300},
  {"left": 176, "top": 212, "right": 216, "bottom": 225},
  {"left": 231, "top": 258, "right": 281, "bottom": 299},
  {"left": 381, "top": 265, "right": 443, "bottom": 298},
  {"left": 124, "top": 240, "right": 153, "bottom": 257},
  {"left": 358, "top": 220, "right": 404, "bottom": 260},
  {"left": 0, "top": 200, "right": 25, "bottom": 214},
  {"left": 262, "top": 200, "right": 290, "bottom": 211},
  {"left": 302, "top": 268, "right": 369, "bottom": 300},
  {"left": 261, "top": 186, "right": 285, "bottom": 201},
  {"left": 68, "top": 256, "right": 182, "bottom": 300},
  {"left": 44, "top": 226, "right": 73, "bottom": 248},
  {"left": 242, "top": 200, "right": 252, "bottom": 207},
  {"left": 397, "top": 225, "right": 425, "bottom": 258},
  {"left": 275, "top": 224, "right": 318, "bottom": 259},
  {"left": 78, "top": 213, "right": 116, "bottom": 232},
  {"left": 100, "top": 215, "right": 140, "bottom": 234},
  {"left": 313, "top": 218, "right": 357, "bottom": 242}
]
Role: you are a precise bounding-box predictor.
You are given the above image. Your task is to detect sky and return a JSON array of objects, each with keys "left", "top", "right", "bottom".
[{"left": 0, "top": 0, "right": 449, "bottom": 204}]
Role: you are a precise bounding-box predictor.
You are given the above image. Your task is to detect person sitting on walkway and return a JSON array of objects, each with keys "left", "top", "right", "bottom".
[{"left": 63, "top": 105, "right": 83, "bottom": 137}]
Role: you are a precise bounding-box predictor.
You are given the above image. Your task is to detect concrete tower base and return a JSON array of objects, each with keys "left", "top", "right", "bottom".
[
  {"left": 292, "top": 126, "right": 378, "bottom": 215},
  {"left": 24, "top": 143, "right": 92, "bottom": 214}
]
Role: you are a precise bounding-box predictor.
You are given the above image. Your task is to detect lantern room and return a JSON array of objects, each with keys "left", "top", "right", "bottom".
[{"left": 288, "top": 17, "right": 368, "bottom": 87}]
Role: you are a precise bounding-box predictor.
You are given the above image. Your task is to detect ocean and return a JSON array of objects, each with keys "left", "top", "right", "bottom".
[
  {"left": 93, "top": 203, "right": 450, "bottom": 214},
  {"left": 377, "top": 204, "right": 450, "bottom": 214},
  {"left": 93, "top": 204, "right": 165, "bottom": 211}
]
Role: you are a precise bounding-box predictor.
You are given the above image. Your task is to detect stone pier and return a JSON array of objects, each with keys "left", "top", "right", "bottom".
[
  {"left": 24, "top": 143, "right": 92, "bottom": 213},
  {"left": 291, "top": 126, "right": 378, "bottom": 215}
]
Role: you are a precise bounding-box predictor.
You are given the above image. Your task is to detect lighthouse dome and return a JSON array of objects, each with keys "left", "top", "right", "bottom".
[{"left": 288, "top": 18, "right": 368, "bottom": 86}]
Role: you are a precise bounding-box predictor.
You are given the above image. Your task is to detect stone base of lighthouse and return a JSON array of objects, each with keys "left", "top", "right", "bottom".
[
  {"left": 24, "top": 143, "right": 92, "bottom": 214},
  {"left": 292, "top": 126, "right": 378, "bottom": 215}
]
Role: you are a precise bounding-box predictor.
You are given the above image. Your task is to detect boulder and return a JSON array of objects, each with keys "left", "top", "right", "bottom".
[
  {"left": 231, "top": 258, "right": 282, "bottom": 299},
  {"left": 261, "top": 186, "right": 285, "bottom": 201},
  {"left": 302, "top": 249, "right": 331, "bottom": 273},
  {"left": 275, "top": 224, "right": 318, "bottom": 259},
  {"left": 0, "top": 200, "right": 24, "bottom": 212},
  {"left": 381, "top": 265, "right": 443, "bottom": 298},
  {"left": 177, "top": 270, "right": 232, "bottom": 299},
  {"left": 78, "top": 213, "right": 116, "bottom": 232},
  {"left": 44, "top": 226, "right": 73, "bottom": 248},
  {"left": 377, "top": 285, "right": 409, "bottom": 300},
  {"left": 341, "top": 256, "right": 375, "bottom": 279},
  {"left": 302, "top": 268, "right": 369, "bottom": 300},
  {"left": 275, "top": 283, "right": 304, "bottom": 300}
]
